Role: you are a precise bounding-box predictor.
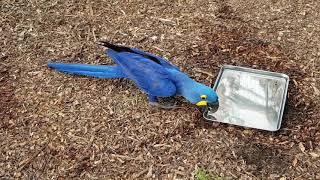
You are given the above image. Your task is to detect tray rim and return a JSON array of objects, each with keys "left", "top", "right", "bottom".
[{"left": 205, "top": 64, "right": 290, "bottom": 131}]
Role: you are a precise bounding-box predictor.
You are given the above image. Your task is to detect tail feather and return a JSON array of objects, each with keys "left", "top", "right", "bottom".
[{"left": 47, "top": 62, "right": 126, "bottom": 78}]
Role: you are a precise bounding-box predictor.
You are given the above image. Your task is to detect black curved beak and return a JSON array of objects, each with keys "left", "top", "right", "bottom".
[{"left": 208, "top": 100, "right": 219, "bottom": 107}]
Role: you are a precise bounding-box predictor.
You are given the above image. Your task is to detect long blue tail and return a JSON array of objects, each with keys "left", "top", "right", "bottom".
[{"left": 47, "top": 62, "right": 126, "bottom": 78}]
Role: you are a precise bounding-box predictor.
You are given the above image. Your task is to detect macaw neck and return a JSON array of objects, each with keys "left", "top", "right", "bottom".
[
  {"left": 168, "top": 69, "right": 199, "bottom": 100},
  {"left": 169, "top": 69, "right": 194, "bottom": 84}
]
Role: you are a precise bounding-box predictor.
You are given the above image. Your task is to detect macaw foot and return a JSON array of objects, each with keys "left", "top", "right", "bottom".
[
  {"left": 148, "top": 95, "right": 177, "bottom": 109},
  {"left": 149, "top": 101, "right": 177, "bottom": 109}
]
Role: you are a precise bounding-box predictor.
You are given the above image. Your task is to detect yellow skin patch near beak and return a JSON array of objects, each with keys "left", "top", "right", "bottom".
[
  {"left": 196, "top": 94, "right": 208, "bottom": 106},
  {"left": 196, "top": 100, "right": 208, "bottom": 106}
]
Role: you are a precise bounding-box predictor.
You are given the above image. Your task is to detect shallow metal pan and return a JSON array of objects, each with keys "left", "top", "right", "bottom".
[{"left": 204, "top": 65, "right": 289, "bottom": 131}]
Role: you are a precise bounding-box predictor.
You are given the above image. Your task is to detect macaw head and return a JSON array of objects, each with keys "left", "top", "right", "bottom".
[{"left": 184, "top": 82, "right": 219, "bottom": 109}]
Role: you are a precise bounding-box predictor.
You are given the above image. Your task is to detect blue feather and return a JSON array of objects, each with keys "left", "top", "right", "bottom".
[
  {"left": 98, "top": 41, "right": 180, "bottom": 70},
  {"left": 106, "top": 49, "right": 177, "bottom": 97},
  {"left": 129, "top": 48, "right": 180, "bottom": 71},
  {"left": 47, "top": 62, "right": 126, "bottom": 78}
]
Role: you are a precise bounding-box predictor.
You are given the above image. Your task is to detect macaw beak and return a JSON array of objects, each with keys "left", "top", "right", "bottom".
[
  {"left": 208, "top": 100, "right": 219, "bottom": 107},
  {"left": 207, "top": 100, "right": 219, "bottom": 113},
  {"left": 196, "top": 100, "right": 208, "bottom": 107}
]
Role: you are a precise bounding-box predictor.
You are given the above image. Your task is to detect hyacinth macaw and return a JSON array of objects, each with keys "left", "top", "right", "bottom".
[{"left": 48, "top": 41, "right": 218, "bottom": 109}]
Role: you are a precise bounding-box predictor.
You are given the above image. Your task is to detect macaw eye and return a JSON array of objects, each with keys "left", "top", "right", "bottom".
[{"left": 200, "top": 95, "right": 207, "bottom": 100}]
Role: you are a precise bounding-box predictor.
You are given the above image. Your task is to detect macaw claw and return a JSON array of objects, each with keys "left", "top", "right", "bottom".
[{"left": 149, "top": 96, "right": 177, "bottom": 109}]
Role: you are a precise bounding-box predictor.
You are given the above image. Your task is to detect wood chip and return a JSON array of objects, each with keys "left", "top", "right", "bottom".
[
  {"left": 132, "top": 169, "right": 148, "bottom": 179},
  {"left": 313, "top": 86, "right": 320, "bottom": 96},
  {"left": 299, "top": 142, "right": 305, "bottom": 153},
  {"left": 309, "top": 152, "right": 319, "bottom": 158},
  {"left": 146, "top": 165, "right": 153, "bottom": 178},
  {"left": 292, "top": 157, "right": 298, "bottom": 167}
]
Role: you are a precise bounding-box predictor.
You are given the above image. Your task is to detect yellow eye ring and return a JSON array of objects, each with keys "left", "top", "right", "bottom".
[{"left": 200, "top": 95, "right": 207, "bottom": 100}]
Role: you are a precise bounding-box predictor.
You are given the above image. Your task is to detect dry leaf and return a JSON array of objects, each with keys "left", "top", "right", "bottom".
[
  {"left": 299, "top": 142, "right": 305, "bottom": 152},
  {"left": 242, "top": 129, "right": 252, "bottom": 135},
  {"left": 279, "top": 177, "right": 286, "bottom": 180}
]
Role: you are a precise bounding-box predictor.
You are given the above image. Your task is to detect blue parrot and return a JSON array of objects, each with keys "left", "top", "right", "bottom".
[{"left": 48, "top": 41, "right": 218, "bottom": 109}]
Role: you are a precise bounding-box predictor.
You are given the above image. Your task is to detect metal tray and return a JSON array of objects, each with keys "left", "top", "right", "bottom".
[{"left": 203, "top": 65, "right": 289, "bottom": 131}]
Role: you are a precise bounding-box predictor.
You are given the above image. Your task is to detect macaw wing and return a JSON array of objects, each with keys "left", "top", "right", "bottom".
[
  {"left": 107, "top": 50, "right": 177, "bottom": 97},
  {"left": 129, "top": 48, "right": 180, "bottom": 71},
  {"left": 98, "top": 41, "right": 180, "bottom": 71}
]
